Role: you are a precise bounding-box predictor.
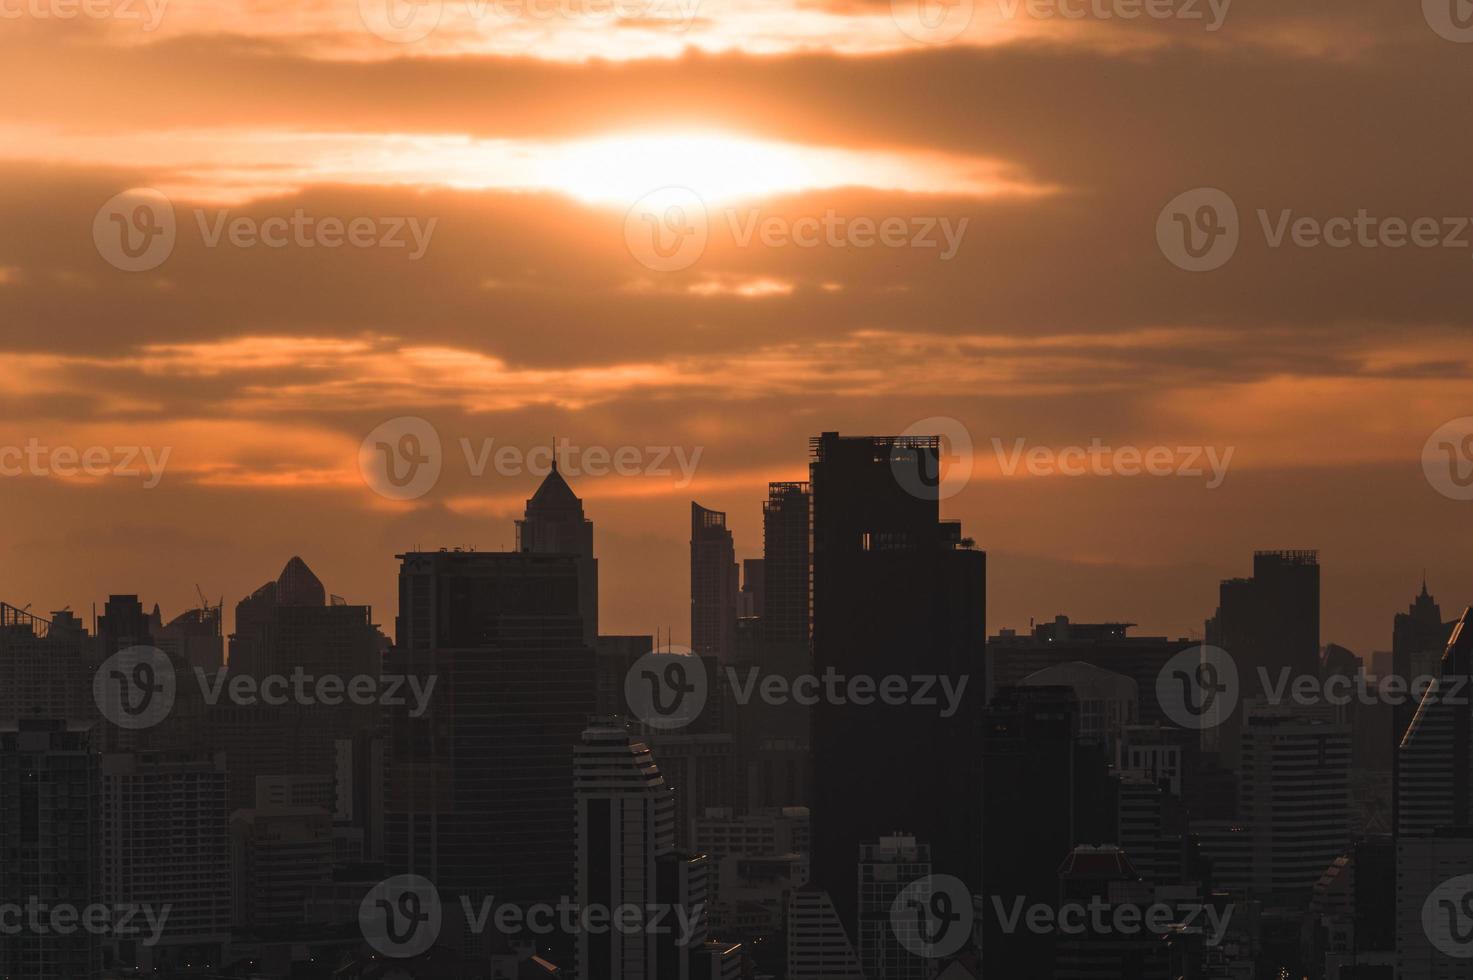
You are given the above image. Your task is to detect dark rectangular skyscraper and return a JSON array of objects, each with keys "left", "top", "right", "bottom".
[
  {"left": 808, "top": 432, "right": 986, "bottom": 932},
  {"left": 762, "top": 482, "right": 810, "bottom": 645},
  {"left": 386, "top": 550, "right": 596, "bottom": 908},
  {"left": 691, "top": 502, "right": 739, "bottom": 661},
  {"left": 0, "top": 721, "right": 100, "bottom": 980},
  {"left": 1208, "top": 549, "right": 1320, "bottom": 684}
]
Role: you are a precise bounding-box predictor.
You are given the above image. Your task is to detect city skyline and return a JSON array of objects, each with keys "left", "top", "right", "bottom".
[{"left": 2, "top": 439, "right": 1466, "bottom": 660}]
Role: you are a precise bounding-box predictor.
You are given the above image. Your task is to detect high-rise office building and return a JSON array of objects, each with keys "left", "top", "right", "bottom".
[
  {"left": 574, "top": 719, "right": 706, "bottom": 980},
  {"left": 980, "top": 685, "right": 1110, "bottom": 977},
  {"left": 989, "top": 617, "right": 1194, "bottom": 726},
  {"left": 99, "top": 750, "right": 231, "bottom": 969},
  {"left": 786, "top": 888, "right": 863, "bottom": 980},
  {"left": 1397, "top": 828, "right": 1473, "bottom": 980},
  {"left": 1237, "top": 707, "right": 1351, "bottom": 900},
  {"left": 230, "top": 556, "right": 380, "bottom": 680},
  {"left": 0, "top": 604, "right": 90, "bottom": 724},
  {"left": 1115, "top": 770, "right": 1186, "bottom": 886},
  {"left": 387, "top": 549, "right": 596, "bottom": 908},
  {"left": 857, "top": 834, "right": 933, "bottom": 980},
  {"left": 761, "top": 482, "right": 810, "bottom": 645},
  {"left": 809, "top": 432, "right": 986, "bottom": 933},
  {"left": 229, "top": 806, "right": 334, "bottom": 929},
  {"left": 1208, "top": 551, "right": 1321, "bottom": 691},
  {"left": 1392, "top": 580, "right": 1457, "bottom": 829},
  {"left": 739, "top": 558, "right": 765, "bottom": 621},
  {"left": 154, "top": 601, "right": 224, "bottom": 673},
  {"left": 1206, "top": 550, "right": 1321, "bottom": 766},
  {"left": 1052, "top": 846, "right": 1169, "bottom": 980},
  {"left": 691, "top": 502, "right": 739, "bottom": 661},
  {"left": 0, "top": 720, "right": 100, "bottom": 980},
  {"left": 518, "top": 462, "right": 599, "bottom": 647},
  {"left": 215, "top": 557, "right": 380, "bottom": 810},
  {"left": 98, "top": 593, "right": 156, "bottom": 657},
  {"left": 1396, "top": 609, "right": 1473, "bottom": 841}
]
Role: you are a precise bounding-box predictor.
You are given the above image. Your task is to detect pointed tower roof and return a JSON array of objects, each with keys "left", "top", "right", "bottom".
[
  {"left": 528, "top": 464, "right": 581, "bottom": 510},
  {"left": 276, "top": 555, "right": 326, "bottom": 606}
]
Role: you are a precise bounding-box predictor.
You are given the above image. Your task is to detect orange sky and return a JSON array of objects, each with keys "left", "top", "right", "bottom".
[{"left": 2, "top": 0, "right": 1471, "bottom": 653}]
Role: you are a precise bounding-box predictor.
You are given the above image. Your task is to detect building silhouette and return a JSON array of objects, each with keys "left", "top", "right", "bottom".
[
  {"left": 1206, "top": 550, "right": 1321, "bottom": 763},
  {"left": 691, "top": 502, "right": 740, "bottom": 662},
  {"left": 100, "top": 749, "right": 231, "bottom": 970},
  {"left": 761, "top": 482, "right": 811, "bottom": 645},
  {"left": 518, "top": 462, "right": 599, "bottom": 648},
  {"left": 809, "top": 431, "right": 986, "bottom": 934},
  {"left": 0, "top": 720, "right": 100, "bottom": 980},
  {"left": 386, "top": 549, "right": 596, "bottom": 910},
  {"left": 857, "top": 834, "right": 933, "bottom": 980},
  {"left": 574, "top": 719, "right": 712, "bottom": 980}
]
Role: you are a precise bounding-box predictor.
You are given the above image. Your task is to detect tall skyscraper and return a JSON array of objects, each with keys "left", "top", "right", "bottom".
[
  {"left": 574, "top": 719, "right": 702, "bottom": 980},
  {"left": 980, "top": 685, "right": 1108, "bottom": 977},
  {"left": 1207, "top": 549, "right": 1321, "bottom": 687},
  {"left": 1206, "top": 550, "right": 1321, "bottom": 764},
  {"left": 1237, "top": 707, "right": 1351, "bottom": 900},
  {"left": 217, "top": 557, "right": 380, "bottom": 810},
  {"left": 761, "top": 482, "right": 810, "bottom": 645},
  {"left": 229, "top": 556, "right": 379, "bottom": 680},
  {"left": 98, "top": 593, "right": 156, "bottom": 657},
  {"left": 1392, "top": 578, "right": 1455, "bottom": 772},
  {"left": 809, "top": 432, "right": 986, "bottom": 933},
  {"left": 988, "top": 617, "right": 1194, "bottom": 725},
  {"left": 99, "top": 750, "right": 231, "bottom": 969},
  {"left": 229, "top": 806, "right": 334, "bottom": 929},
  {"left": 0, "top": 604, "right": 90, "bottom": 724},
  {"left": 387, "top": 550, "right": 596, "bottom": 909},
  {"left": 857, "top": 834, "right": 933, "bottom": 980},
  {"left": 518, "top": 462, "right": 599, "bottom": 647},
  {"left": 691, "top": 502, "right": 739, "bottom": 661},
  {"left": 786, "top": 888, "right": 864, "bottom": 980},
  {"left": 0, "top": 720, "right": 99, "bottom": 980},
  {"left": 1397, "top": 608, "right": 1472, "bottom": 840}
]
